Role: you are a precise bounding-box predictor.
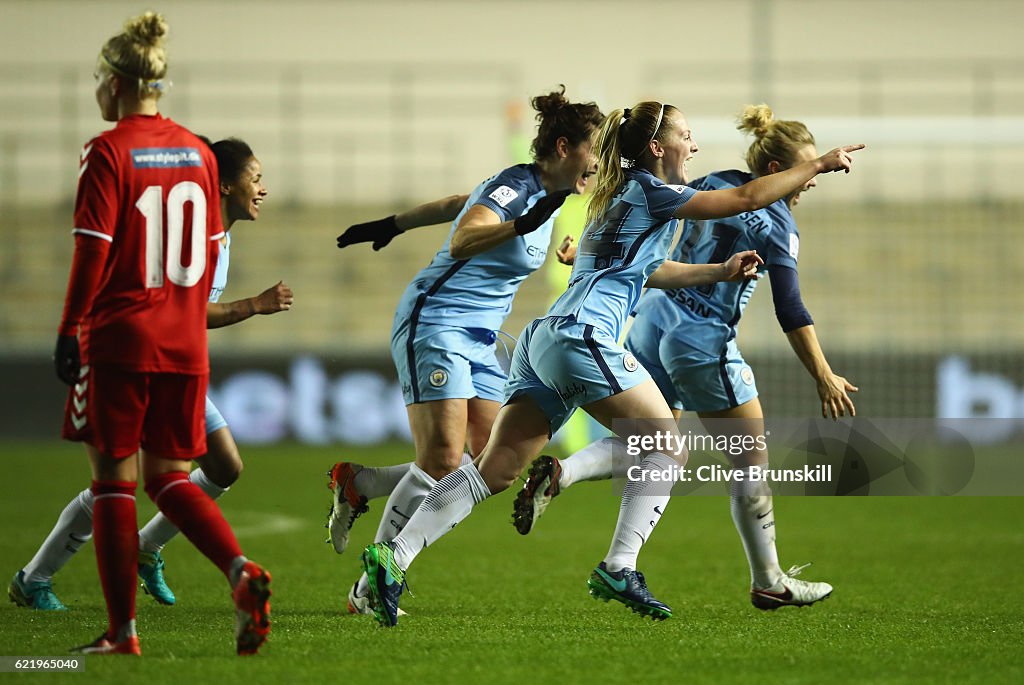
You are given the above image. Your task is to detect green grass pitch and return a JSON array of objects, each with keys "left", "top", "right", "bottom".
[{"left": 1, "top": 440, "right": 1022, "bottom": 683}]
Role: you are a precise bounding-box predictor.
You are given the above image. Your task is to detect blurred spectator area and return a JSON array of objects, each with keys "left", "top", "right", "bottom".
[{"left": 1, "top": 57, "right": 1021, "bottom": 358}]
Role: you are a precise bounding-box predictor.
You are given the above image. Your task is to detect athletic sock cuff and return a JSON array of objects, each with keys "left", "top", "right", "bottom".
[
  {"left": 639, "top": 451, "right": 678, "bottom": 472},
  {"left": 91, "top": 480, "right": 136, "bottom": 498},
  {"left": 729, "top": 465, "right": 772, "bottom": 498},
  {"left": 409, "top": 463, "right": 439, "bottom": 487},
  {"left": 189, "top": 467, "right": 229, "bottom": 497},
  {"left": 461, "top": 463, "right": 491, "bottom": 502},
  {"left": 143, "top": 471, "right": 190, "bottom": 504}
]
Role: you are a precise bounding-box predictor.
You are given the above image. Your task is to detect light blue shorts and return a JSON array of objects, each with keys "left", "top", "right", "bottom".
[
  {"left": 205, "top": 395, "right": 228, "bottom": 434},
  {"left": 391, "top": 319, "right": 507, "bottom": 406},
  {"left": 504, "top": 316, "right": 651, "bottom": 434},
  {"left": 624, "top": 316, "right": 758, "bottom": 413}
]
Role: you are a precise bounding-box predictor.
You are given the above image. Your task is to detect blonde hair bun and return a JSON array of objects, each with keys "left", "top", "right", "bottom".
[
  {"left": 736, "top": 103, "right": 774, "bottom": 138},
  {"left": 123, "top": 12, "right": 168, "bottom": 48}
]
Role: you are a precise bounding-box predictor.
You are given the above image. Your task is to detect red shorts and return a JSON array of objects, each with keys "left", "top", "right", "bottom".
[{"left": 62, "top": 364, "right": 208, "bottom": 459}]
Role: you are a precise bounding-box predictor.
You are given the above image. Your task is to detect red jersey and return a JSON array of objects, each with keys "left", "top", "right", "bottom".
[{"left": 71, "top": 114, "right": 223, "bottom": 374}]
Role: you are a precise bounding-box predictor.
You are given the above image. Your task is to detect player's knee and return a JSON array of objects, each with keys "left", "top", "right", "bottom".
[
  {"left": 419, "top": 455, "right": 461, "bottom": 482},
  {"left": 418, "top": 440, "right": 464, "bottom": 481}
]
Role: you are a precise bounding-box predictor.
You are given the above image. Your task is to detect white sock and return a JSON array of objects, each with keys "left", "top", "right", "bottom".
[
  {"left": 390, "top": 463, "right": 491, "bottom": 570},
  {"left": 356, "top": 463, "right": 438, "bottom": 597},
  {"left": 560, "top": 437, "right": 639, "bottom": 488},
  {"left": 22, "top": 488, "right": 94, "bottom": 584},
  {"left": 375, "top": 463, "right": 438, "bottom": 542},
  {"left": 353, "top": 462, "right": 413, "bottom": 500},
  {"left": 138, "top": 468, "right": 227, "bottom": 553},
  {"left": 354, "top": 454, "right": 473, "bottom": 597},
  {"left": 730, "top": 465, "right": 782, "bottom": 588},
  {"left": 603, "top": 452, "right": 678, "bottom": 572},
  {"left": 228, "top": 555, "right": 250, "bottom": 587}
]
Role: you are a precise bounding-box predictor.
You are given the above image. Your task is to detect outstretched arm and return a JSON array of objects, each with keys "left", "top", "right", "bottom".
[
  {"left": 646, "top": 251, "right": 763, "bottom": 289},
  {"left": 395, "top": 194, "right": 468, "bottom": 231},
  {"left": 337, "top": 194, "right": 469, "bottom": 251},
  {"left": 677, "top": 144, "right": 864, "bottom": 220},
  {"left": 786, "top": 325, "right": 858, "bottom": 420},
  {"left": 770, "top": 265, "right": 857, "bottom": 419},
  {"left": 207, "top": 281, "right": 294, "bottom": 329},
  {"left": 449, "top": 190, "right": 570, "bottom": 259}
]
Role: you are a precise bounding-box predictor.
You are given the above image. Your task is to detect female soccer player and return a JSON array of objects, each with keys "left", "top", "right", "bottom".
[
  {"left": 329, "top": 88, "right": 603, "bottom": 614},
  {"left": 513, "top": 104, "right": 854, "bottom": 610},
  {"left": 133, "top": 137, "right": 293, "bottom": 602},
  {"left": 45, "top": 13, "right": 271, "bottom": 655},
  {"left": 10, "top": 137, "right": 291, "bottom": 613},
  {"left": 361, "top": 101, "right": 862, "bottom": 626}
]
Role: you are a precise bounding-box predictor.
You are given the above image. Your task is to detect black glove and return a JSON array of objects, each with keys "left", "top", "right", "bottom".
[
  {"left": 513, "top": 189, "right": 572, "bottom": 236},
  {"left": 336, "top": 215, "right": 402, "bottom": 251},
  {"left": 54, "top": 334, "right": 81, "bottom": 386}
]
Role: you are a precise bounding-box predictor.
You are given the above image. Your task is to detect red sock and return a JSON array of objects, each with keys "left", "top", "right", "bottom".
[
  {"left": 91, "top": 480, "right": 137, "bottom": 637},
  {"left": 144, "top": 471, "right": 243, "bottom": 579}
]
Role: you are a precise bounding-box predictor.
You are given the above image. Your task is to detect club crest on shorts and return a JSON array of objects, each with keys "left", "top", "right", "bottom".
[
  {"left": 623, "top": 353, "right": 639, "bottom": 373},
  {"left": 429, "top": 369, "right": 448, "bottom": 387},
  {"left": 740, "top": 366, "right": 755, "bottom": 385}
]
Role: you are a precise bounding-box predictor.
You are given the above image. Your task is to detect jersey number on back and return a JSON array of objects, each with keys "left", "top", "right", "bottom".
[
  {"left": 136, "top": 182, "right": 208, "bottom": 288},
  {"left": 579, "top": 204, "right": 632, "bottom": 270},
  {"left": 697, "top": 221, "right": 741, "bottom": 296}
]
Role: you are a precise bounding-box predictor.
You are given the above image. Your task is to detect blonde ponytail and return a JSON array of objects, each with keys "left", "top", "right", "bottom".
[
  {"left": 585, "top": 110, "right": 627, "bottom": 228},
  {"left": 585, "top": 101, "right": 678, "bottom": 227}
]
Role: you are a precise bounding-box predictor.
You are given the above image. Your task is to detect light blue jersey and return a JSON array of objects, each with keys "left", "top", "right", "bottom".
[
  {"left": 394, "top": 164, "right": 557, "bottom": 333},
  {"left": 208, "top": 233, "right": 230, "bottom": 304},
  {"left": 548, "top": 168, "right": 697, "bottom": 339},
  {"left": 504, "top": 169, "right": 696, "bottom": 431},
  {"left": 634, "top": 169, "right": 799, "bottom": 356},
  {"left": 205, "top": 233, "right": 230, "bottom": 431},
  {"left": 624, "top": 169, "right": 802, "bottom": 411},
  {"left": 392, "top": 164, "right": 557, "bottom": 405}
]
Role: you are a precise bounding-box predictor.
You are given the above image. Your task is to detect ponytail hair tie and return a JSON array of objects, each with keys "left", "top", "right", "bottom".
[{"left": 619, "top": 108, "right": 632, "bottom": 125}]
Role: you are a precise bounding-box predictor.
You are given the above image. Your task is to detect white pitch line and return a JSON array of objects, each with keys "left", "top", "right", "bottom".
[{"left": 228, "top": 510, "right": 307, "bottom": 538}]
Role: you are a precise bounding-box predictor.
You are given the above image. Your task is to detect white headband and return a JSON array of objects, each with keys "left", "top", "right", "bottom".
[{"left": 620, "top": 103, "right": 665, "bottom": 167}]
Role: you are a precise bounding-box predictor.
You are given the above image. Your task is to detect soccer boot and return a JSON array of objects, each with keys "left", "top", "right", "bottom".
[
  {"left": 138, "top": 550, "right": 176, "bottom": 606},
  {"left": 326, "top": 462, "right": 369, "bottom": 553},
  {"left": 361, "top": 542, "right": 406, "bottom": 627},
  {"left": 233, "top": 561, "right": 272, "bottom": 655},
  {"left": 587, "top": 562, "right": 672, "bottom": 620},
  {"left": 512, "top": 455, "right": 562, "bottom": 535},
  {"left": 8, "top": 571, "right": 67, "bottom": 611},
  {"left": 70, "top": 632, "right": 141, "bottom": 655},
  {"left": 347, "top": 578, "right": 407, "bottom": 617},
  {"left": 751, "top": 563, "right": 833, "bottom": 610},
  {"left": 346, "top": 579, "right": 373, "bottom": 615}
]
